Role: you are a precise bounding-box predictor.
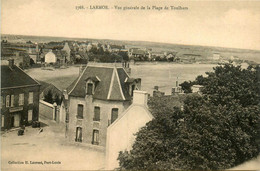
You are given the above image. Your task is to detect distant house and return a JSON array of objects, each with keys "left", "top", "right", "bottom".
[
  {"left": 172, "top": 80, "right": 184, "bottom": 95},
  {"left": 230, "top": 55, "right": 240, "bottom": 61},
  {"left": 106, "top": 90, "right": 153, "bottom": 170},
  {"left": 64, "top": 65, "right": 141, "bottom": 146},
  {"left": 213, "top": 53, "right": 220, "bottom": 60},
  {"left": 128, "top": 48, "right": 150, "bottom": 60},
  {"left": 1, "top": 60, "right": 41, "bottom": 130},
  {"left": 1, "top": 47, "right": 31, "bottom": 68},
  {"left": 62, "top": 42, "right": 71, "bottom": 61},
  {"left": 191, "top": 85, "right": 204, "bottom": 93},
  {"left": 44, "top": 51, "right": 57, "bottom": 63}
]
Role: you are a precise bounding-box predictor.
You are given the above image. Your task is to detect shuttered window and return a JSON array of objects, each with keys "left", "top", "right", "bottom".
[
  {"left": 6, "top": 95, "right": 10, "bottom": 107},
  {"left": 87, "top": 83, "right": 93, "bottom": 95},
  {"left": 94, "top": 107, "right": 100, "bottom": 121},
  {"left": 11, "top": 95, "right": 14, "bottom": 107},
  {"left": 1, "top": 115, "right": 4, "bottom": 127},
  {"left": 111, "top": 108, "right": 118, "bottom": 124},
  {"left": 77, "top": 104, "right": 83, "bottom": 119},
  {"left": 19, "top": 94, "right": 24, "bottom": 106},
  {"left": 92, "top": 129, "right": 99, "bottom": 145},
  {"left": 29, "top": 92, "right": 33, "bottom": 104}
]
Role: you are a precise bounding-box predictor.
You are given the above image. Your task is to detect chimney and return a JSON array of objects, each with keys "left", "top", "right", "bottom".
[
  {"left": 8, "top": 59, "right": 15, "bottom": 69},
  {"left": 176, "top": 80, "right": 178, "bottom": 87},
  {"left": 63, "top": 90, "right": 68, "bottom": 100},
  {"left": 133, "top": 90, "right": 148, "bottom": 106},
  {"left": 79, "top": 65, "right": 86, "bottom": 76}
]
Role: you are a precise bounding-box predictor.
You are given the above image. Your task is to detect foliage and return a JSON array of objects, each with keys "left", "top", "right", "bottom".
[
  {"left": 180, "top": 81, "right": 192, "bottom": 93},
  {"left": 54, "top": 94, "right": 61, "bottom": 105},
  {"left": 118, "top": 63, "right": 260, "bottom": 170},
  {"left": 44, "top": 90, "right": 53, "bottom": 104}
]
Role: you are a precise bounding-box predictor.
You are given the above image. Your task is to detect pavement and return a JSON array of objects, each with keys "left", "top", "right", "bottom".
[{"left": 1, "top": 117, "right": 105, "bottom": 171}]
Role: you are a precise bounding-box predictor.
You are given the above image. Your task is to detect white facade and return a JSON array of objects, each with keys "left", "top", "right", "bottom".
[
  {"left": 44, "top": 51, "right": 56, "bottom": 63},
  {"left": 213, "top": 53, "right": 220, "bottom": 60},
  {"left": 191, "top": 84, "right": 204, "bottom": 93},
  {"left": 106, "top": 91, "right": 153, "bottom": 170}
]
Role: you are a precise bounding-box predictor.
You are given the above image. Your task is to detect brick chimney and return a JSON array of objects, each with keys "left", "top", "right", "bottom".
[
  {"left": 8, "top": 59, "right": 15, "bottom": 69},
  {"left": 79, "top": 65, "right": 87, "bottom": 76},
  {"left": 133, "top": 90, "right": 148, "bottom": 107}
]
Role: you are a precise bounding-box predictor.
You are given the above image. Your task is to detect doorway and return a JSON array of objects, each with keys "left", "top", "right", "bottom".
[{"left": 11, "top": 113, "right": 21, "bottom": 128}]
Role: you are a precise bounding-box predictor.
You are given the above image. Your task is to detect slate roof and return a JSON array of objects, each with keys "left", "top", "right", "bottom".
[
  {"left": 38, "top": 80, "right": 61, "bottom": 94},
  {"left": 1, "top": 65, "right": 40, "bottom": 89},
  {"left": 67, "top": 66, "right": 133, "bottom": 101}
]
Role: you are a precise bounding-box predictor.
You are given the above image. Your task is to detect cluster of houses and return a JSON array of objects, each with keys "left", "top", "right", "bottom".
[
  {"left": 0, "top": 59, "right": 153, "bottom": 169},
  {"left": 1, "top": 57, "right": 210, "bottom": 169},
  {"left": 1, "top": 39, "right": 252, "bottom": 170},
  {"left": 2, "top": 55, "right": 252, "bottom": 169}
]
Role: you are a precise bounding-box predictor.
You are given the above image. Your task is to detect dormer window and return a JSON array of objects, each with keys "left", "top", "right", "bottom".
[
  {"left": 124, "top": 77, "right": 141, "bottom": 97},
  {"left": 85, "top": 76, "right": 100, "bottom": 96},
  {"left": 87, "top": 83, "right": 93, "bottom": 95}
]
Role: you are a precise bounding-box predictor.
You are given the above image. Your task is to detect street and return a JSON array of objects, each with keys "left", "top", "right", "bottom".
[{"left": 1, "top": 117, "right": 105, "bottom": 171}]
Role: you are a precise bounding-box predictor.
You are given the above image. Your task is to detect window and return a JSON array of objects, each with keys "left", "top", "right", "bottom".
[
  {"left": 6, "top": 95, "right": 10, "bottom": 107},
  {"left": 87, "top": 83, "right": 93, "bottom": 95},
  {"left": 92, "top": 129, "right": 99, "bottom": 145},
  {"left": 29, "top": 92, "right": 33, "bottom": 104},
  {"left": 28, "top": 110, "right": 33, "bottom": 121},
  {"left": 11, "top": 95, "right": 14, "bottom": 107},
  {"left": 0, "top": 96, "right": 3, "bottom": 109},
  {"left": 77, "top": 104, "right": 84, "bottom": 119},
  {"left": 75, "top": 127, "right": 82, "bottom": 142},
  {"left": 19, "top": 94, "right": 24, "bottom": 106},
  {"left": 94, "top": 107, "right": 100, "bottom": 121},
  {"left": 111, "top": 108, "right": 118, "bottom": 124},
  {"left": 1, "top": 115, "right": 4, "bottom": 128}
]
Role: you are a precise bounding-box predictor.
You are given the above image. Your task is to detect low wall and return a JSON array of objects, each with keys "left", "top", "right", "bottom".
[{"left": 39, "top": 100, "right": 55, "bottom": 120}]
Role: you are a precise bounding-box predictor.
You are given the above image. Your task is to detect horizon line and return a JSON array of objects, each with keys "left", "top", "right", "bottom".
[{"left": 1, "top": 33, "right": 260, "bottom": 52}]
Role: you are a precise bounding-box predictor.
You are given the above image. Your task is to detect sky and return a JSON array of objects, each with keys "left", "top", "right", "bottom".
[{"left": 1, "top": 0, "right": 260, "bottom": 50}]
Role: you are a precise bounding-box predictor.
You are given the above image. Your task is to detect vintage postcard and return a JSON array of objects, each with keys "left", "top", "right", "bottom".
[{"left": 1, "top": 0, "right": 260, "bottom": 170}]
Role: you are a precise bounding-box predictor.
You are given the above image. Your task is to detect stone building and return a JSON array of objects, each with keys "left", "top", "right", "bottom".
[
  {"left": 64, "top": 65, "right": 141, "bottom": 146},
  {"left": 106, "top": 90, "right": 153, "bottom": 169},
  {"left": 62, "top": 42, "right": 71, "bottom": 61},
  {"left": 1, "top": 60, "right": 41, "bottom": 130}
]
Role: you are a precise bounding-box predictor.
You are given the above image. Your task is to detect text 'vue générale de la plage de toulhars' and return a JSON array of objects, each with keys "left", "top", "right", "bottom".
[{"left": 75, "top": 5, "right": 189, "bottom": 11}]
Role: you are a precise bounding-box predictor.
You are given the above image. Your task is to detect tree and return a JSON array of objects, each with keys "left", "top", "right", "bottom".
[
  {"left": 180, "top": 81, "right": 192, "bottom": 93},
  {"left": 44, "top": 90, "right": 53, "bottom": 104},
  {"left": 54, "top": 94, "right": 61, "bottom": 105},
  {"left": 118, "top": 63, "right": 260, "bottom": 170}
]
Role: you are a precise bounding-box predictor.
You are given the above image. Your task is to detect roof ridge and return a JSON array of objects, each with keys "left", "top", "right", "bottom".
[
  {"left": 68, "top": 66, "right": 88, "bottom": 95},
  {"left": 107, "top": 67, "right": 116, "bottom": 99},
  {"left": 87, "top": 65, "right": 124, "bottom": 69},
  {"left": 114, "top": 67, "right": 126, "bottom": 100},
  {"left": 122, "top": 67, "right": 131, "bottom": 78}
]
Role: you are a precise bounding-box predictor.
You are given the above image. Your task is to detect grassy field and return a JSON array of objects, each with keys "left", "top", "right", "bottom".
[{"left": 25, "top": 63, "right": 216, "bottom": 95}]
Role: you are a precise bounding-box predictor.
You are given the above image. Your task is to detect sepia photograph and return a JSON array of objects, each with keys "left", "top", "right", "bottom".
[{"left": 1, "top": 0, "right": 260, "bottom": 170}]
